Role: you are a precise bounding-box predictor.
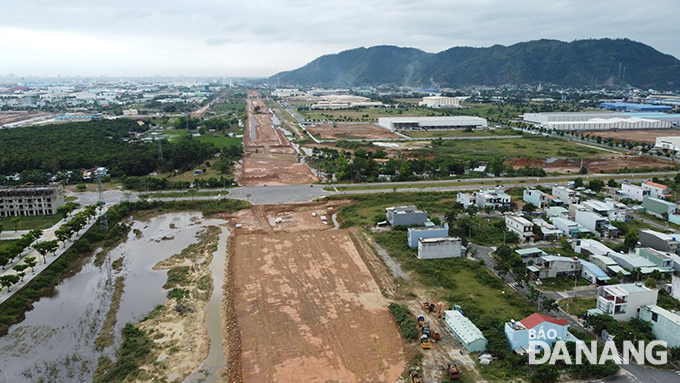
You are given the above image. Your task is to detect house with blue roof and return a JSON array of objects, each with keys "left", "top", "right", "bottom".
[{"left": 579, "top": 259, "right": 610, "bottom": 285}]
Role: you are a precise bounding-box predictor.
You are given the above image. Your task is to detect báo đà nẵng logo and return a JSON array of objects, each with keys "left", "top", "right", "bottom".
[{"left": 527, "top": 328, "right": 667, "bottom": 365}]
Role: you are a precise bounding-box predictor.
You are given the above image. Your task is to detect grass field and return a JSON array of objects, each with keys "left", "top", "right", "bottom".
[
  {"left": 299, "top": 107, "right": 447, "bottom": 122},
  {"left": 558, "top": 296, "right": 597, "bottom": 316},
  {"left": 0, "top": 239, "right": 18, "bottom": 252},
  {"left": 537, "top": 277, "right": 592, "bottom": 291},
  {"left": 403, "top": 127, "right": 519, "bottom": 138},
  {"left": 164, "top": 129, "right": 242, "bottom": 148},
  {"left": 0, "top": 214, "right": 62, "bottom": 231},
  {"left": 425, "top": 136, "right": 602, "bottom": 161}
]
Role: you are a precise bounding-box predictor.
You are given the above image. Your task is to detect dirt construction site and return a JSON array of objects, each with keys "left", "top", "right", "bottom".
[
  {"left": 219, "top": 201, "right": 406, "bottom": 382},
  {"left": 306, "top": 123, "right": 402, "bottom": 140},
  {"left": 236, "top": 91, "right": 318, "bottom": 186},
  {"left": 511, "top": 153, "right": 670, "bottom": 173},
  {"left": 588, "top": 128, "right": 680, "bottom": 144}
]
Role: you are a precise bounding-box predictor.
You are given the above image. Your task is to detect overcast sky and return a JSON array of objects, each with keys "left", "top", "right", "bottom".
[{"left": 1, "top": 0, "right": 678, "bottom": 78}]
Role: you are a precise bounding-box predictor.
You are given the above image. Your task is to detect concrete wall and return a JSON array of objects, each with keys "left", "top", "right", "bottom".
[
  {"left": 408, "top": 224, "right": 449, "bottom": 247},
  {"left": 417, "top": 237, "right": 462, "bottom": 259},
  {"left": 639, "top": 306, "right": 680, "bottom": 348}
]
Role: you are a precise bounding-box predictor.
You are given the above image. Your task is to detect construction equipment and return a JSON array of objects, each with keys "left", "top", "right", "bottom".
[
  {"left": 447, "top": 361, "right": 461, "bottom": 379},
  {"left": 420, "top": 334, "right": 431, "bottom": 349},
  {"left": 422, "top": 301, "right": 442, "bottom": 318},
  {"left": 409, "top": 369, "right": 422, "bottom": 383},
  {"left": 422, "top": 324, "right": 431, "bottom": 338},
  {"left": 417, "top": 314, "right": 425, "bottom": 327}
]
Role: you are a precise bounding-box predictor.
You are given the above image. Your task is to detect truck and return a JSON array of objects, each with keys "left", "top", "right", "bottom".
[{"left": 447, "top": 361, "right": 461, "bottom": 379}]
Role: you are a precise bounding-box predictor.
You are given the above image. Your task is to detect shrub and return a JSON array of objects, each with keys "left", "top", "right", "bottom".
[{"left": 388, "top": 303, "right": 418, "bottom": 341}]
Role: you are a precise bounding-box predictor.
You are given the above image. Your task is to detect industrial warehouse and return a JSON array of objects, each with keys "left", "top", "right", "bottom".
[
  {"left": 521, "top": 111, "right": 680, "bottom": 130},
  {"left": 377, "top": 116, "right": 488, "bottom": 131}
]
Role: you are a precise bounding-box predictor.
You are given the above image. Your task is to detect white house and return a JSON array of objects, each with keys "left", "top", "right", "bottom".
[
  {"left": 552, "top": 186, "right": 579, "bottom": 206},
  {"left": 621, "top": 183, "right": 651, "bottom": 202},
  {"left": 595, "top": 284, "right": 658, "bottom": 321},
  {"left": 505, "top": 215, "right": 534, "bottom": 242},
  {"left": 417, "top": 237, "right": 463, "bottom": 259},
  {"left": 642, "top": 181, "right": 672, "bottom": 200}
]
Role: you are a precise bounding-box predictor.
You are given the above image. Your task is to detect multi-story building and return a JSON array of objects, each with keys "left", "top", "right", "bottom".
[
  {"left": 532, "top": 219, "right": 563, "bottom": 239},
  {"left": 408, "top": 224, "right": 450, "bottom": 247},
  {"left": 527, "top": 255, "right": 581, "bottom": 279},
  {"left": 0, "top": 186, "right": 64, "bottom": 217},
  {"left": 642, "top": 181, "right": 672, "bottom": 200},
  {"left": 574, "top": 210, "right": 618, "bottom": 237},
  {"left": 523, "top": 189, "right": 548, "bottom": 209},
  {"left": 642, "top": 196, "right": 676, "bottom": 218},
  {"left": 476, "top": 188, "right": 511, "bottom": 210},
  {"left": 582, "top": 200, "right": 626, "bottom": 222},
  {"left": 604, "top": 198, "right": 628, "bottom": 221},
  {"left": 417, "top": 237, "right": 463, "bottom": 259},
  {"left": 635, "top": 248, "right": 675, "bottom": 271},
  {"left": 551, "top": 217, "right": 581, "bottom": 238},
  {"left": 385, "top": 205, "right": 428, "bottom": 227},
  {"left": 418, "top": 96, "right": 462, "bottom": 108},
  {"left": 621, "top": 183, "right": 651, "bottom": 202},
  {"left": 639, "top": 305, "right": 680, "bottom": 348},
  {"left": 607, "top": 252, "right": 663, "bottom": 275},
  {"left": 639, "top": 229, "right": 680, "bottom": 255},
  {"left": 505, "top": 215, "right": 534, "bottom": 242},
  {"left": 595, "top": 284, "right": 658, "bottom": 321},
  {"left": 456, "top": 192, "right": 475, "bottom": 208},
  {"left": 552, "top": 186, "right": 579, "bottom": 206}
]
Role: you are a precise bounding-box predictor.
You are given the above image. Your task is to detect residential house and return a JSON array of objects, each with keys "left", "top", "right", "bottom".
[
  {"left": 574, "top": 209, "right": 618, "bottom": 237},
  {"left": 579, "top": 259, "right": 611, "bottom": 284},
  {"left": 385, "top": 205, "right": 428, "bottom": 226},
  {"left": 643, "top": 181, "right": 672, "bottom": 200},
  {"left": 547, "top": 206, "right": 569, "bottom": 219},
  {"left": 572, "top": 239, "right": 615, "bottom": 258},
  {"left": 523, "top": 189, "right": 547, "bottom": 209},
  {"left": 639, "top": 305, "right": 680, "bottom": 348},
  {"left": 594, "top": 284, "right": 658, "bottom": 321},
  {"left": 582, "top": 200, "right": 626, "bottom": 222},
  {"left": 444, "top": 310, "right": 488, "bottom": 352},
  {"left": 505, "top": 215, "right": 534, "bottom": 242},
  {"left": 532, "top": 219, "right": 563, "bottom": 239},
  {"left": 635, "top": 248, "right": 675, "bottom": 271},
  {"left": 621, "top": 183, "right": 651, "bottom": 202},
  {"left": 408, "top": 223, "right": 450, "bottom": 247},
  {"left": 552, "top": 186, "right": 579, "bottom": 206},
  {"left": 607, "top": 252, "right": 665, "bottom": 275},
  {"left": 590, "top": 254, "right": 630, "bottom": 279},
  {"left": 505, "top": 313, "right": 571, "bottom": 354},
  {"left": 476, "top": 188, "right": 511, "bottom": 210},
  {"left": 417, "top": 237, "right": 463, "bottom": 259},
  {"left": 456, "top": 192, "right": 475, "bottom": 208},
  {"left": 516, "top": 247, "right": 547, "bottom": 261},
  {"left": 639, "top": 229, "right": 680, "bottom": 254},
  {"left": 527, "top": 255, "right": 581, "bottom": 279},
  {"left": 642, "top": 197, "right": 676, "bottom": 218},
  {"left": 551, "top": 217, "right": 583, "bottom": 238},
  {"left": 671, "top": 275, "right": 680, "bottom": 301},
  {"left": 604, "top": 198, "right": 628, "bottom": 221}
]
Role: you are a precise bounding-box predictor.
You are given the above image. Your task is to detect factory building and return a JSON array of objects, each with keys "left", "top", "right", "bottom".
[
  {"left": 0, "top": 186, "right": 64, "bottom": 217},
  {"left": 655, "top": 136, "right": 680, "bottom": 152},
  {"left": 418, "top": 96, "right": 461, "bottom": 108},
  {"left": 521, "top": 111, "right": 675, "bottom": 130},
  {"left": 377, "top": 116, "right": 487, "bottom": 132},
  {"left": 599, "top": 102, "right": 672, "bottom": 112}
]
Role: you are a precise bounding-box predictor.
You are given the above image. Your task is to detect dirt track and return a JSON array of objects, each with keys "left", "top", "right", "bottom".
[
  {"left": 238, "top": 91, "right": 318, "bottom": 186},
  {"left": 231, "top": 229, "right": 405, "bottom": 382},
  {"left": 307, "top": 123, "right": 401, "bottom": 140},
  {"left": 511, "top": 154, "right": 671, "bottom": 173}
]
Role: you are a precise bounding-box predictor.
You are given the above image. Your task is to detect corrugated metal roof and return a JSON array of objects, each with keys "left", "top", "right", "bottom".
[{"left": 444, "top": 310, "right": 486, "bottom": 345}]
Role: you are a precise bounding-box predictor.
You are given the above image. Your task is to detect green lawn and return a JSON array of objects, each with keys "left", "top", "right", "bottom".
[
  {"left": 0, "top": 214, "right": 62, "bottom": 231},
  {"left": 196, "top": 135, "right": 241, "bottom": 148},
  {"left": 299, "top": 107, "right": 447, "bottom": 122},
  {"left": 0, "top": 239, "right": 18, "bottom": 252},
  {"left": 558, "top": 296, "right": 596, "bottom": 316},
  {"left": 403, "top": 127, "right": 520, "bottom": 138},
  {"left": 328, "top": 180, "right": 492, "bottom": 192}
]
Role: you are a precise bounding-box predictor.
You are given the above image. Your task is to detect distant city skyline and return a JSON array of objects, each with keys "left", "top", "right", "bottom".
[{"left": 1, "top": 0, "right": 679, "bottom": 78}]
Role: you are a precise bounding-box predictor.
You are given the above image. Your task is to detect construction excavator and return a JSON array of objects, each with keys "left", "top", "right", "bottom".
[
  {"left": 409, "top": 369, "right": 422, "bottom": 383},
  {"left": 446, "top": 361, "right": 461, "bottom": 380},
  {"left": 422, "top": 301, "right": 442, "bottom": 318}
]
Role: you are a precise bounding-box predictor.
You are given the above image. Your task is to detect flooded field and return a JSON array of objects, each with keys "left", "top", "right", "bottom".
[{"left": 0, "top": 213, "right": 206, "bottom": 383}]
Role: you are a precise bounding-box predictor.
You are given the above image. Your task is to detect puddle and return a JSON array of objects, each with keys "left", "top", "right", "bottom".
[
  {"left": 183, "top": 218, "right": 229, "bottom": 383},
  {"left": 0, "top": 212, "right": 203, "bottom": 382}
]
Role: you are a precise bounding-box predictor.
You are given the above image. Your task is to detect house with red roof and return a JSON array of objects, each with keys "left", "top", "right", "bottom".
[
  {"left": 504, "top": 313, "right": 575, "bottom": 354},
  {"left": 642, "top": 181, "right": 672, "bottom": 200}
]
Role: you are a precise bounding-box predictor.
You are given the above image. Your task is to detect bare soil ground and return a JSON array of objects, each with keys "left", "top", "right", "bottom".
[
  {"left": 306, "top": 123, "right": 401, "bottom": 140},
  {"left": 590, "top": 129, "right": 680, "bottom": 144},
  {"left": 231, "top": 229, "right": 405, "bottom": 382},
  {"left": 238, "top": 92, "right": 318, "bottom": 186},
  {"left": 0, "top": 111, "right": 51, "bottom": 126},
  {"left": 511, "top": 154, "right": 670, "bottom": 173},
  {"left": 223, "top": 200, "right": 348, "bottom": 234}
]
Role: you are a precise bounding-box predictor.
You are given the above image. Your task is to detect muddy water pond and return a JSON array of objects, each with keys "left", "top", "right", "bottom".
[{"left": 0, "top": 213, "right": 204, "bottom": 383}]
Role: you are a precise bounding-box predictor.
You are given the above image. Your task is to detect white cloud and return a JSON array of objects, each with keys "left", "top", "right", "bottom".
[{"left": 0, "top": 0, "right": 678, "bottom": 77}]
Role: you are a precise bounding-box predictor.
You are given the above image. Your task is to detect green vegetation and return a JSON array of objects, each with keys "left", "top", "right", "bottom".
[
  {"left": 388, "top": 303, "right": 418, "bottom": 341},
  {"left": 93, "top": 324, "right": 154, "bottom": 383},
  {"left": 167, "top": 288, "right": 190, "bottom": 303},
  {"left": 558, "top": 296, "right": 597, "bottom": 316},
  {"left": 0, "top": 214, "right": 62, "bottom": 231},
  {"left": 164, "top": 266, "right": 190, "bottom": 288},
  {"left": 94, "top": 276, "right": 125, "bottom": 349},
  {"left": 403, "top": 127, "right": 520, "bottom": 138},
  {"left": 537, "top": 277, "right": 591, "bottom": 291},
  {"left": 196, "top": 135, "right": 242, "bottom": 148},
  {"left": 275, "top": 39, "right": 680, "bottom": 90}
]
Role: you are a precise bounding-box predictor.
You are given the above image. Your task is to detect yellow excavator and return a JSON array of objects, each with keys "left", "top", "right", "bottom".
[{"left": 420, "top": 334, "right": 431, "bottom": 349}]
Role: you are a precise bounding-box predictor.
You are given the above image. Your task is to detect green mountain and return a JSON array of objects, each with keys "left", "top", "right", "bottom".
[{"left": 271, "top": 39, "right": 680, "bottom": 90}]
